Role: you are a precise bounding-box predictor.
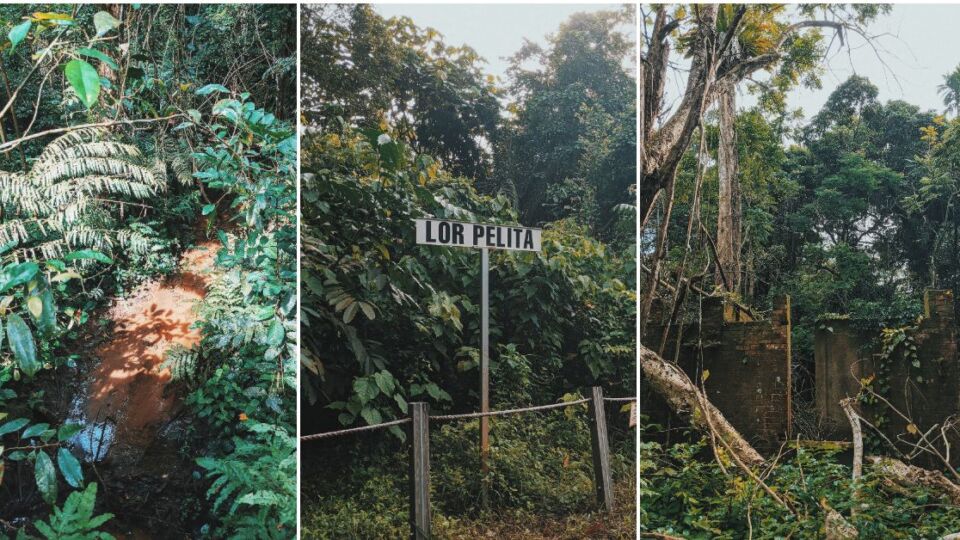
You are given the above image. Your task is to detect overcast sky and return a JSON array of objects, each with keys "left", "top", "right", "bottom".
[
  {"left": 654, "top": 4, "right": 960, "bottom": 120},
  {"left": 375, "top": 4, "right": 625, "bottom": 82},
  {"left": 373, "top": 4, "right": 960, "bottom": 120}
]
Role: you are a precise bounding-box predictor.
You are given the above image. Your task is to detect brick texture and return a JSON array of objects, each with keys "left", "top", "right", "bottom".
[{"left": 642, "top": 296, "right": 792, "bottom": 453}]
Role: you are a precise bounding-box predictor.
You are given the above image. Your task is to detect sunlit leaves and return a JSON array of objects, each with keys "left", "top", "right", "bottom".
[
  {"left": 34, "top": 450, "right": 57, "bottom": 504},
  {"left": 93, "top": 11, "right": 120, "bottom": 37},
  {"left": 8, "top": 21, "right": 31, "bottom": 54},
  {"left": 64, "top": 60, "right": 100, "bottom": 108}
]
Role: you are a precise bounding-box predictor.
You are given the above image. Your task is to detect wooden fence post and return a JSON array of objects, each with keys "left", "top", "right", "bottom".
[
  {"left": 589, "top": 386, "right": 615, "bottom": 512},
  {"left": 409, "top": 402, "right": 431, "bottom": 539}
]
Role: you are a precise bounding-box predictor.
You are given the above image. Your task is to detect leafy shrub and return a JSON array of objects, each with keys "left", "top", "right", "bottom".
[
  {"left": 301, "top": 122, "right": 635, "bottom": 432},
  {"left": 32, "top": 483, "right": 113, "bottom": 540},
  {"left": 175, "top": 90, "right": 296, "bottom": 537},
  {"left": 196, "top": 422, "right": 295, "bottom": 539},
  {"left": 640, "top": 431, "right": 960, "bottom": 539}
]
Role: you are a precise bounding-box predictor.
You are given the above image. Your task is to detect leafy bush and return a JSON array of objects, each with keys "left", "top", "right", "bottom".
[
  {"left": 33, "top": 483, "right": 114, "bottom": 540},
  {"left": 640, "top": 431, "right": 960, "bottom": 539},
  {"left": 175, "top": 90, "right": 297, "bottom": 537},
  {"left": 301, "top": 122, "right": 635, "bottom": 430}
]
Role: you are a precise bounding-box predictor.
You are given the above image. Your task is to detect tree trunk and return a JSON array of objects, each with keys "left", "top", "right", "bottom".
[
  {"left": 867, "top": 455, "right": 960, "bottom": 505},
  {"left": 639, "top": 345, "right": 764, "bottom": 468},
  {"left": 716, "top": 79, "right": 741, "bottom": 293}
]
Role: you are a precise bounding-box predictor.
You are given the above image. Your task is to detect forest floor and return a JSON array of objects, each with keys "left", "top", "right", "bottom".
[
  {"left": 82, "top": 241, "right": 217, "bottom": 459},
  {"left": 45, "top": 239, "right": 220, "bottom": 538},
  {"left": 433, "top": 478, "right": 636, "bottom": 539}
]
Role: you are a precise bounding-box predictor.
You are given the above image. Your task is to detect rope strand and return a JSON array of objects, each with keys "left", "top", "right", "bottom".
[{"left": 300, "top": 396, "right": 635, "bottom": 441}]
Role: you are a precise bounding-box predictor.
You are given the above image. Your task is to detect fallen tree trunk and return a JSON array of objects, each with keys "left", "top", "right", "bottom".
[
  {"left": 640, "top": 344, "right": 764, "bottom": 468},
  {"left": 867, "top": 455, "right": 960, "bottom": 505},
  {"left": 821, "top": 499, "right": 859, "bottom": 540}
]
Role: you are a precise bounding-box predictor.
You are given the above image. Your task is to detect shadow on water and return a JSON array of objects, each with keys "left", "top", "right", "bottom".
[{"left": 46, "top": 242, "right": 220, "bottom": 539}]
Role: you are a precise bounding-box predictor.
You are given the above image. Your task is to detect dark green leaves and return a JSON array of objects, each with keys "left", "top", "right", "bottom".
[
  {"left": 57, "top": 423, "right": 83, "bottom": 441},
  {"left": 34, "top": 451, "right": 57, "bottom": 504},
  {"left": 64, "top": 60, "right": 100, "bottom": 108},
  {"left": 76, "top": 47, "right": 118, "bottom": 70},
  {"left": 196, "top": 83, "right": 229, "bottom": 96},
  {"left": 64, "top": 249, "right": 113, "bottom": 264},
  {"left": 57, "top": 448, "right": 84, "bottom": 488},
  {"left": 0, "top": 261, "right": 39, "bottom": 293},
  {"left": 8, "top": 20, "right": 31, "bottom": 54},
  {"left": 8, "top": 313, "right": 39, "bottom": 376},
  {"left": 22, "top": 422, "right": 49, "bottom": 438},
  {"left": 0, "top": 418, "right": 29, "bottom": 437}
]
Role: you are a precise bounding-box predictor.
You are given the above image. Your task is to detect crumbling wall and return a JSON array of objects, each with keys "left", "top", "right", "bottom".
[
  {"left": 642, "top": 296, "right": 792, "bottom": 451},
  {"left": 814, "top": 290, "right": 960, "bottom": 463}
]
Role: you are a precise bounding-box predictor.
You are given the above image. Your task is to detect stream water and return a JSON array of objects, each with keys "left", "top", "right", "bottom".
[{"left": 47, "top": 242, "right": 219, "bottom": 538}]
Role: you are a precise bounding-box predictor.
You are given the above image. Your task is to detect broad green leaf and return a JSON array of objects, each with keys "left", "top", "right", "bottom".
[
  {"left": 202, "top": 204, "right": 216, "bottom": 216},
  {"left": 0, "top": 417, "right": 29, "bottom": 437},
  {"left": 22, "top": 423, "right": 48, "bottom": 438},
  {"left": 93, "top": 11, "right": 120, "bottom": 36},
  {"left": 254, "top": 306, "right": 274, "bottom": 321},
  {"left": 394, "top": 393, "right": 408, "bottom": 413},
  {"left": 8, "top": 21, "right": 31, "bottom": 54},
  {"left": 266, "top": 319, "right": 285, "bottom": 346},
  {"left": 57, "top": 423, "right": 82, "bottom": 441},
  {"left": 57, "top": 448, "right": 83, "bottom": 488},
  {"left": 195, "top": 83, "right": 229, "bottom": 96},
  {"left": 353, "top": 378, "right": 379, "bottom": 404},
  {"left": 64, "top": 249, "right": 112, "bottom": 264},
  {"left": 374, "top": 370, "right": 395, "bottom": 395},
  {"left": 34, "top": 451, "right": 57, "bottom": 504},
  {"left": 0, "top": 262, "right": 39, "bottom": 293},
  {"left": 37, "top": 287, "right": 56, "bottom": 333},
  {"left": 76, "top": 47, "right": 118, "bottom": 69},
  {"left": 360, "top": 407, "right": 382, "bottom": 426},
  {"left": 64, "top": 59, "right": 100, "bottom": 108},
  {"left": 8, "top": 313, "right": 39, "bottom": 377}
]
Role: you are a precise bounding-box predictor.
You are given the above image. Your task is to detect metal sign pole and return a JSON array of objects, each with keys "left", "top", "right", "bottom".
[
  {"left": 480, "top": 247, "right": 490, "bottom": 509},
  {"left": 413, "top": 218, "right": 542, "bottom": 511}
]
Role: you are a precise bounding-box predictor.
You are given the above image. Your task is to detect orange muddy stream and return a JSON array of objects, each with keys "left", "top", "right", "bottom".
[{"left": 77, "top": 242, "right": 218, "bottom": 458}]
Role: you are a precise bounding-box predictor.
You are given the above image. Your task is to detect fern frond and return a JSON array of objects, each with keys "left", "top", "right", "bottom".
[{"left": 0, "top": 129, "right": 169, "bottom": 264}]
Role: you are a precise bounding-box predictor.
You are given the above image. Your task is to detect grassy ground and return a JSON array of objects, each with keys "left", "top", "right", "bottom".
[
  {"left": 301, "top": 475, "right": 636, "bottom": 540},
  {"left": 431, "top": 478, "right": 636, "bottom": 539}
]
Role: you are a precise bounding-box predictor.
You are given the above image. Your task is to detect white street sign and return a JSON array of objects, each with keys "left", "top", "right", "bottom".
[
  {"left": 415, "top": 218, "right": 541, "bottom": 252},
  {"left": 413, "top": 216, "right": 542, "bottom": 508}
]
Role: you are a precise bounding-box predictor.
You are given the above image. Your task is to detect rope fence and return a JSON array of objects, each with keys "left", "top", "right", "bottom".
[
  {"left": 301, "top": 387, "right": 635, "bottom": 539},
  {"left": 300, "top": 417, "right": 411, "bottom": 442},
  {"left": 301, "top": 396, "right": 635, "bottom": 440}
]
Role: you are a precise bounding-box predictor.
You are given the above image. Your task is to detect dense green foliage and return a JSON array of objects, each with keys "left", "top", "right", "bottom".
[
  {"left": 641, "top": 6, "right": 960, "bottom": 536},
  {"left": 301, "top": 5, "right": 635, "bottom": 538},
  {"left": 640, "top": 434, "right": 960, "bottom": 539},
  {"left": 302, "top": 5, "right": 636, "bottom": 241},
  {"left": 0, "top": 5, "right": 294, "bottom": 537}
]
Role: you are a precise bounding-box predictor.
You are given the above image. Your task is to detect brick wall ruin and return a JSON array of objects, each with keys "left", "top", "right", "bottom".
[
  {"left": 815, "top": 290, "right": 960, "bottom": 461},
  {"left": 642, "top": 296, "right": 793, "bottom": 451},
  {"left": 643, "top": 289, "right": 960, "bottom": 462}
]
